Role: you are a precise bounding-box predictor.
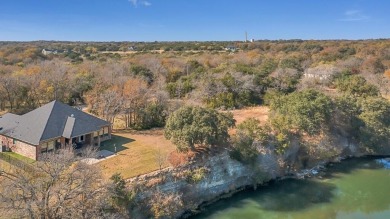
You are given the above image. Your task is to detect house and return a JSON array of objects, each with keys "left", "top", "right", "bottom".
[
  {"left": 0, "top": 101, "right": 111, "bottom": 160},
  {"left": 303, "top": 72, "right": 332, "bottom": 81},
  {"left": 42, "top": 49, "right": 55, "bottom": 55},
  {"left": 42, "top": 49, "right": 66, "bottom": 55},
  {"left": 128, "top": 46, "right": 137, "bottom": 51},
  {"left": 303, "top": 65, "right": 337, "bottom": 81},
  {"left": 225, "top": 45, "right": 237, "bottom": 52}
]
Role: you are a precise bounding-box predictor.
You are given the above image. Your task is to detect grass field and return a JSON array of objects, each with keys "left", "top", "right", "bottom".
[{"left": 98, "top": 129, "right": 176, "bottom": 179}]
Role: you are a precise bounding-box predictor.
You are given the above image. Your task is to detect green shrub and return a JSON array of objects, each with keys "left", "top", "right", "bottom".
[
  {"left": 164, "top": 106, "right": 235, "bottom": 152},
  {"left": 230, "top": 134, "right": 258, "bottom": 165},
  {"left": 333, "top": 73, "right": 379, "bottom": 97},
  {"left": 184, "top": 167, "right": 209, "bottom": 184},
  {"left": 269, "top": 89, "right": 333, "bottom": 135}
]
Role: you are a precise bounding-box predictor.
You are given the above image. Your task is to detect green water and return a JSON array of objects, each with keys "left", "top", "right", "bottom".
[{"left": 191, "top": 158, "right": 390, "bottom": 219}]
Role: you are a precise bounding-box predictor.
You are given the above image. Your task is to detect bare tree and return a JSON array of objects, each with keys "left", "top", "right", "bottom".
[
  {"left": 0, "top": 147, "right": 113, "bottom": 219},
  {"left": 41, "top": 60, "right": 69, "bottom": 101},
  {"left": 155, "top": 147, "right": 167, "bottom": 171},
  {"left": 0, "top": 75, "right": 17, "bottom": 110}
]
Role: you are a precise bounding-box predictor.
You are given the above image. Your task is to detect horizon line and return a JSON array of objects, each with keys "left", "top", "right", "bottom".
[{"left": 1, "top": 38, "right": 390, "bottom": 43}]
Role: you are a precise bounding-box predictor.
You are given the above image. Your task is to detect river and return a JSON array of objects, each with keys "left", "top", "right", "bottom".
[{"left": 190, "top": 157, "right": 390, "bottom": 219}]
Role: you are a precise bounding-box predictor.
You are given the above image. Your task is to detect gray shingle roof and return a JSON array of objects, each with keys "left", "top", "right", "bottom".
[{"left": 0, "top": 101, "right": 110, "bottom": 146}]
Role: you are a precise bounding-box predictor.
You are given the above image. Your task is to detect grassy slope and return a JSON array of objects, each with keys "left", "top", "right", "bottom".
[{"left": 2, "top": 152, "right": 36, "bottom": 164}]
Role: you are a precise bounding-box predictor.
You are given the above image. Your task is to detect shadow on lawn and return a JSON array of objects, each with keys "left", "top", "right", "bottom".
[{"left": 100, "top": 134, "right": 134, "bottom": 153}]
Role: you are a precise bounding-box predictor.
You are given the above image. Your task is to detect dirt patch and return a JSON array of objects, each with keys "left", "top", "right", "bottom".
[{"left": 227, "top": 106, "right": 269, "bottom": 126}]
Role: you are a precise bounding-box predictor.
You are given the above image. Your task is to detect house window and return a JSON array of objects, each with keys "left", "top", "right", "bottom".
[
  {"left": 80, "top": 135, "right": 84, "bottom": 142},
  {"left": 47, "top": 141, "right": 55, "bottom": 152},
  {"left": 41, "top": 143, "right": 48, "bottom": 153},
  {"left": 13, "top": 138, "right": 17, "bottom": 144}
]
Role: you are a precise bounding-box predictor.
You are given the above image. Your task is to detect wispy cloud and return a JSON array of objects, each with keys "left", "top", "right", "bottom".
[
  {"left": 340, "top": 10, "right": 370, "bottom": 21},
  {"left": 142, "top": 1, "right": 151, "bottom": 6},
  {"left": 128, "top": 0, "right": 152, "bottom": 7}
]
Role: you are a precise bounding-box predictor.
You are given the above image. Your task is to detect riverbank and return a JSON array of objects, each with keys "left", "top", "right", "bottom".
[
  {"left": 126, "top": 135, "right": 390, "bottom": 218},
  {"left": 190, "top": 157, "right": 390, "bottom": 219}
]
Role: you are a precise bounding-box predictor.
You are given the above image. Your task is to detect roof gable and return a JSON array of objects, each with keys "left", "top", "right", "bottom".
[{"left": 0, "top": 101, "right": 110, "bottom": 145}]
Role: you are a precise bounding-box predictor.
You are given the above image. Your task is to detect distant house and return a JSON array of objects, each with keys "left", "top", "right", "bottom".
[
  {"left": 0, "top": 101, "right": 111, "bottom": 160},
  {"left": 225, "top": 45, "right": 237, "bottom": 52},
  {"left": 303, "top": 65, "right": 338, "bottom": 81},
  {"left": 42, "top": 49, "right": 66, "bottom": 56},
  {"left": 128, "top": 46, "right": 137, "bottom": 51},
  {"left": 303, "top": 72, "right": 332, "bottom": 81},
  {"left": 42, "top": 49, "right": 55, "bottom": 55}
]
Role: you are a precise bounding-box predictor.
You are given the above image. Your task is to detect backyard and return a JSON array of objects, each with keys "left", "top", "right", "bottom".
[
  {"left": 97, "top": 128, "right": 176, "bottom": 179},
  {"left": 97, "top": 106, "right": 270, "bottom": 179}
]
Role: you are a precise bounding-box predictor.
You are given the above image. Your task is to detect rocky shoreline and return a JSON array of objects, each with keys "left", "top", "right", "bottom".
[{"left": 127, "top": 139, "right": 389, "bottom": 219}]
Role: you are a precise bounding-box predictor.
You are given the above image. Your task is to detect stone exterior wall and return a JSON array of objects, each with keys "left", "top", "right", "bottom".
[
  {"left": 0, "top": 135, "right": 37, "bottom": 160},
  {"left": 13, "top": 140, "right": 37, "bottom": 160}
]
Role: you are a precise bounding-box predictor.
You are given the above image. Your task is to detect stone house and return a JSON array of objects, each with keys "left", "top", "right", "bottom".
[{"left": 0, "top": 101, "right": 111, "bottom": 160}]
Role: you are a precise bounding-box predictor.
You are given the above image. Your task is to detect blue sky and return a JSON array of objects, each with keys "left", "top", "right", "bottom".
[{"left": 0, "top": 0, "right": 389, "bottom": 41}]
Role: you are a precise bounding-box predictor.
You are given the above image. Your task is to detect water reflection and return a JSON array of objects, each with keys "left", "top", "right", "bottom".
[
  {"left": 191, "top": 158, "right": 390, "bottom": 219},
  {"left": 249, "top": 179, "right": 335, "bottom": 212}
]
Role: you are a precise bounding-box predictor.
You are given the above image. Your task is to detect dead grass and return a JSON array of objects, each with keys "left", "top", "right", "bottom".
[
  {"left": 226, "top": 106, "right": 270, "bottom": 135},
  {"left": 228, "top": 106, "right": 269, "bottom": 126},
  {"left": 0, "top": 160, "right": 13, "bottom": 174},
  {"left": 97, "top": 129, "right": 176, "bottom": 179}
]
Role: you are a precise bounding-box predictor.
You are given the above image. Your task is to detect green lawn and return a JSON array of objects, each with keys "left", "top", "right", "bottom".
[
  {"left": 1, "top": 152, "right": 35, "bottom": 164},
  {"left": 100, "top": 135, "right": 133, "bottom": 153}
]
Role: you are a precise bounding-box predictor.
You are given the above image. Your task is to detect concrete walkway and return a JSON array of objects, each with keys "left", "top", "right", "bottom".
[{"left": 81, "top": 149, "right": 117, "bottom": 164}]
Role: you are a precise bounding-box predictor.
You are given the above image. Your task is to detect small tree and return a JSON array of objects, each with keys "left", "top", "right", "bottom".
[
  {"left": 358, "top": 97, "right": 390, "bottom": 151},
  {"left": 164, "top": 106, "right": 235, "bottom": 152},
  {"left": 109, "top": 173, "right": 135, "bottom": 215},
  {"left": 333, "top": 73, "right": 379, "bottom": 97},
  {"left": 231, "top": 133, "right": 258, "bottom": 164},
  {"left": 149, "top": 190, "right": 183, "bottom": 219},
  {"left": 155, "top": 147, "right": 167, "bottom": 171},
  {"left": 231, "top": 118, "right": 270, "bottom": 164}
]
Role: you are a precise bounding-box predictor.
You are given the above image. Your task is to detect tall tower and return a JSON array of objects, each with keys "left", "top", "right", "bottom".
[{"left": 245, "top": 31, "right": 248, "bottom": 42}]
